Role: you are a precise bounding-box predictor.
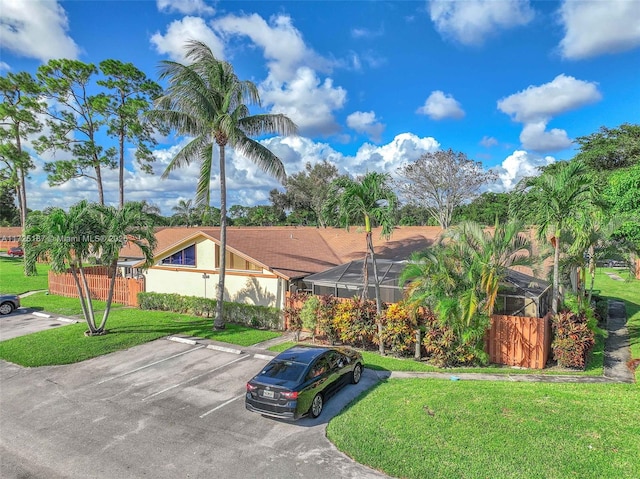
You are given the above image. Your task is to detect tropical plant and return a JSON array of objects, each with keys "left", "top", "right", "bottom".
[
  {"left": 300, "top": 295, "right": 320, "bottom": 342},
  {"left": 147, "top": 40, "right": 297, "bottom": 330},
  {"left": 516, "top": 161, "right": 594, "bottom": 314},
  {"left": 323, "top": 171, "right": 397, "bottom": 354},
  {"left": 25, "top": 201, "right": 156, "bottom": 335},
  {"left": 171, "top": 199, "right": 196, "bottom": 226}
]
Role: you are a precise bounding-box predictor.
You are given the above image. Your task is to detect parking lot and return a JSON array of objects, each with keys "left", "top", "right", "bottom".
[
  {"left": 0, "top": 307, "right": 75, "bottom": 341},
  {"left": 0, "top": 337, "right": 387, "bottom": 478}
]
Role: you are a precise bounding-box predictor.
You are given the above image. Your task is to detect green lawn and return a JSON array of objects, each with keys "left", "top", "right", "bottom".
[
  {"left": 0, "top": 292, "right": 280, "bottom": 367},
  {"left": 0, "top": 256, "right": 50, "bottom": 294},
  {"left": 325, "top": 267, "right": 639, "bottom": 479},
  {"left": 327, "top": 379, "right": 640, "bottom": 479}
]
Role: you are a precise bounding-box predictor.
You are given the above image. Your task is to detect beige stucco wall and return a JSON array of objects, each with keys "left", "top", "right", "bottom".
[{"left": 144, "top": 236, "right": 286, "bottom": 307}]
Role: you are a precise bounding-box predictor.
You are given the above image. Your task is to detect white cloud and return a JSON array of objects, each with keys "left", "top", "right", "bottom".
[
  {"left": 417, "top": 90, "right": 465, "bottom": 120},
  {"left": 480, "top": 136, "right": 498, "bottom": 148},
  {"left": 351, "top": 26, "right": 384, "bottom": 39},
  {"left": 497, "top": 74, "right": 601, "bottom": 123},
  {"left": 519, "top": 122, "right": 571, "bottom": 152},
  {"left": 0, "top": 61, "right": 10, "bottom": 72},
  {"left": 492, "top": 150, "right": 555, "bottom": 191},
  {"left": 156, "top": 0, "right": 215, "bottom": 16},
  {"left": 497, "top": 74, "right": 601, "bottom": 152},
  {"left": 25, "top": 133, "right": 442, "bottom": 215},
  {"left": 0, "top": 0, "right": 80, "bottom": 61},
  {"left": 558, "top": 0, "right": 640, "bottom": 60},
  {"left": 429, "top": 0, "right": 534, "bottom": 46},
  {"left": 346, "top": 111, "right": 385, "bottom": 142},
  {"left": 150, "top": 16, "right": 225, "bottom": 62}
]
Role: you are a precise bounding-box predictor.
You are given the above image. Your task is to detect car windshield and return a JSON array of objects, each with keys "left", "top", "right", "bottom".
[{"left": 259, "top": 360, "right": 306, "bottom": 382}]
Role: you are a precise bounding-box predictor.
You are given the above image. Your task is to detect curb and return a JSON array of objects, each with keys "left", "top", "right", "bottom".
[
  {"left": 56, "top": 317, "right": 77, "bottom": 324},
  {"left": 206, "top": 344, "right": 243, "bottom": 355},
  {"left": 32, "top": 312, "right": 51, "bottom": 318},
  {"left": 167, "top": 336, "right": 198, "bottom": 345},
  {"left": 253, "top": 353, "right": 274, "bottom": 361}
]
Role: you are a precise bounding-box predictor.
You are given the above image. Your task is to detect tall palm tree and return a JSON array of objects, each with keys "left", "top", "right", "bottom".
[
  {"left": 147, "top": 40, "right": 297, "bottom": 330},
  {"left": 172, "top": 199, "right": 196, "bottom": 226},
  {"left": 324, "top": 171, "right": 397, "bottom": 354},
  {"left": 521, "top": 161, "right": 594, "bottom": 314}
]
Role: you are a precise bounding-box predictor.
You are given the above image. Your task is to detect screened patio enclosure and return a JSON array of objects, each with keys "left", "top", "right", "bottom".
[
  {"left": 302, "top": 260, "right": 551, "bottom": 318},
  {"left": 302, "top": 259, "right": 406, "bottom": 303}
]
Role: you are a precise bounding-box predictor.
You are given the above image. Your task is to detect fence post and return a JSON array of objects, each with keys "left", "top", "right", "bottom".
[{"left": 414, "top": 329, "right": 421, "bottom": 360}]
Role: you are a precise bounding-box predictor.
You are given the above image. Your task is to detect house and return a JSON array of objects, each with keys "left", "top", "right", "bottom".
[{"left": 122, "top": 226, "right": 443, "bottom": 309}]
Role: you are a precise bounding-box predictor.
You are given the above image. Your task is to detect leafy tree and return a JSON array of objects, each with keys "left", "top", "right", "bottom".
[
  {"left": 25, "top": 201, "right": 156, "bottom": 335},
  {"left": 395, "top": 203, "right": 435, "bottom": 226},
  {"left": 323, "top": 171, "right": 397, "bottom": 354},
  {"left": 395, "top": 149, "right": 497, "bottom": 229},
  {"left": 36, "top": 59, "right": 115, "bottom": 204},
  {"left": 147, "top": 40, "right": 297, "bottom": 330},
  {"left": 0, "top": 71, "right": 42, "bottom": 230},
  {"left": 97, "top": 60, "right": 163, "bottom": 207},
  {"left": 0, "top": 181, "right": 19, "bottom": 226},
  {"left": 285, "top": 160, "right": 340, "bottom": 226},
  {"left": 453, "top": 192, "right": 511, "bottom": 225},
  {"left": 575, "top": 123, "right": 640, "bottom": 172},
  {"left": 516, "top": 161, "right": 594, "bottom": 314},
  {"left": 602, "top": 164, "right": 640, "bottom": 251}
]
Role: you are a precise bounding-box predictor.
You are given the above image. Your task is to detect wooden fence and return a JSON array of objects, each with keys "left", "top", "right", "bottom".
[
  {"left": 284, "top": 292, "right": 551, "bottom": 369},
  {"left": 485, "top": 314, "right": 552, "bottom": 369},
  {"left": 48, "top": 269, "right": 144, "bottom": 307}
]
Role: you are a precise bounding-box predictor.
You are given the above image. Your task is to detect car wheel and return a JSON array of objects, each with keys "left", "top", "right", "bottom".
[
  {"left": 351, "top": 363, "right": 363, "bottom": 384},
  {"left": 0, "top": 302, "right": 14, "bottom": 315},
  {"left": 310, "top": 393, "right": 323, "bottom": 418}
]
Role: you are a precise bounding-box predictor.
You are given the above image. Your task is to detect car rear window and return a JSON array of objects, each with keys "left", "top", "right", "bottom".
[{"left": 260, "top": 360, "right": 306, "bottom": 381}]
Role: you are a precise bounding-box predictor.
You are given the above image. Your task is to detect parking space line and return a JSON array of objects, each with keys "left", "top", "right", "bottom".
[
  {"left": 96, "top": 345, "right": 206, "bottom": 385},
  {"left": 199, "top": 394, "right": 245, "bottom": 418},
  {"left": 141, "top": 354, "right": 250, "bottom": 401}
]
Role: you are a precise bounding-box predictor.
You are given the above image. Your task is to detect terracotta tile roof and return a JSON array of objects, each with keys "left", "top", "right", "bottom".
[{"left": 124, "top": 225, "right": 444, "bottom": 280}]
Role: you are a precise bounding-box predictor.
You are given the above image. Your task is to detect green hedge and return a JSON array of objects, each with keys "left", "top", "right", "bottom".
[{"left": 137, "top": 292, "right": 282, "bottom": 330}]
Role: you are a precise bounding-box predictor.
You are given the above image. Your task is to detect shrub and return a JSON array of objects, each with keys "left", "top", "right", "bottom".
[
  {"left": 137, "top": 292, "right": 281, "bottom": 329},
  {"left": 332, "top": 297, "right": 378, "bottom": 350},
  {"left": 379, "top": 303, "right": 418, "bottom": 357},
  {"left": 317, "top": 295, "right": 339, "bottom": 344},
  {"left": 551, "top": 311, "right": 596, "bottom": 369},
  {"left": 300, "top": 295, "right": 320, "bottom": 341}
]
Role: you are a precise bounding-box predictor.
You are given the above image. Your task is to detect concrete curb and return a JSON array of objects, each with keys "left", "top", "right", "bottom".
[
  {"left": 206, "top": 344, "right": 242, "bottom": 355},
  {"left": 253, "top": 353, "right": 274, "bottom": 361},
  {"left": 32, "top": 312, "right": 51, "bottom": 318},
  {"left": 167, "top": 336, "right": 198, "bottom": 345},
  {"left": 56, "top": 317, "right": 77, "bottom": 324}
]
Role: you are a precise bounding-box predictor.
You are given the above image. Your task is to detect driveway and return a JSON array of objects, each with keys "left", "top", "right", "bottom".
[
  {"left": 0, "top": 339, "right": 388, "bottom": 479},
  {"left": 0, "top": 307, "right": 76, "bottom": 341}
]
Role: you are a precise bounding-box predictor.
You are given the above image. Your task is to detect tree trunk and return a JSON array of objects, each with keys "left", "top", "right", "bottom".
[
  {"left": 78, "top": 265, "right": 97, "bottom": 331},
  {"left": 552, "top": 232, "right": 561, "bottom": 315},
  {"left": 214, "top": 144, "right": 226, "bottom": 330},
  {"left": 366, "top": 226, "right": 385, "bottom": 355},
  {"left": 587, "top": 244, "right": 596, "bottom": 305},
  {"left": 119, "top": 133, "right": 124, "bottom": 209},
  {"left": 95, "top": 163, "right": 105, "bottom": 206},
  {"left": 69, "top": 264, "right": 92, "bottom": 332},
  {"left": 98, "top": 260, "right": 118, "bottom": 332}
]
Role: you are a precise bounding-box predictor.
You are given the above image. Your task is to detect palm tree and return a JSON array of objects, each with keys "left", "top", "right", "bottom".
[
  {"left": 324, "top": 171, "right": 397, "bottom": 354},
  {"left": 172, "top": 199, "right": 196, "bottom": 226},
  {"left": 94, "top": 202, "right": 156, "bottom": 333},
  {"left": 521, "top": 161, "right": 594, "bottom": 314},
  {"left": 25, "top": 201, "right": 156, "bottom": 335},
  {"left": 147, "top": 40, "right": 297, "bottom": 330}
]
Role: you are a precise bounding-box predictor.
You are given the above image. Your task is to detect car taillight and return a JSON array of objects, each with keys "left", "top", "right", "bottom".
[
  {"left": 246, "top": 382, "right": 257, "bottom": 392},
  {"left": 280, "top": 391, "right": 298, "bottom": 399}
]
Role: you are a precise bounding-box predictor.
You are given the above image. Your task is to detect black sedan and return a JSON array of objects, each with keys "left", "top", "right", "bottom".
[{"left": 246, "top": 345, "right": 363, "bottom": 420}]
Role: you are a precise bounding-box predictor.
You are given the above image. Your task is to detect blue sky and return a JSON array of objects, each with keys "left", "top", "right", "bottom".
[{"left": 1, "top": 0, "right": 639, "bottom": 215}]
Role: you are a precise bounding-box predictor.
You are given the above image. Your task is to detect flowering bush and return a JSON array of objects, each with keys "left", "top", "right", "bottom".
[
  {"left": 552, "top": 311, "right": 596, "bottom": 369},
  {"left": 378, "top": 303, "right": 418, "bottom": 356},
  {"left": 332, "top": 297, "right": 378, "bottom": 349}
]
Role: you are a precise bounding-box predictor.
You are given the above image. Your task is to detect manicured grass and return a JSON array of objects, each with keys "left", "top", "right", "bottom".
[
  {"left": 0, "top": 256, "right": 50, "bottom": 294},
  {"left": 0, "top": 292, "right": 280, "bottom": 367},
  {"left": 20, "top": 292, "right": 123, "bottom": 316},
  {"left": 327, "top": 379, "right": 640, "bottom": 479}
]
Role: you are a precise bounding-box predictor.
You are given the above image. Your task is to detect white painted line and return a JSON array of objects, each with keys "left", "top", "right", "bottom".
[
  {"left": 33, "top": 312, "right": 51, "bottom": 318},
  {"left": 142, "top": 354, "right": 249, "bottom": 401},
  {"left": 56, "top": 317, "right": 77, "bottom": 323},
  {"left": 96, "top": 345, "right": 206, "bottom": 385},
  {"left": 168, "top": 336, "right": 198, "bottom": 345},
  {"left": 206, "top": 344, "right": 242, "bottom": 355},
  {"left": 199, "top": 394, "right": 245, "bottom": 418},
  {"left": 253, "top": 353, "right": 274, "bottom": 361}
]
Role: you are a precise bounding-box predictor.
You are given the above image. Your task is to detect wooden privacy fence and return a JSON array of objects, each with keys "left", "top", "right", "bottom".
[
  {"left": 486, "top": 314, "right": 552, "bottom": 369},
  {"left": 48, "top": 269, "right": 144, "bottom": 307}
]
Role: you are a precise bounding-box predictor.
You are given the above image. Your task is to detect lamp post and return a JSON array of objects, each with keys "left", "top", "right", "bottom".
[{"left": 202, "top": 273, "right": 210, "bottom": 298}]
